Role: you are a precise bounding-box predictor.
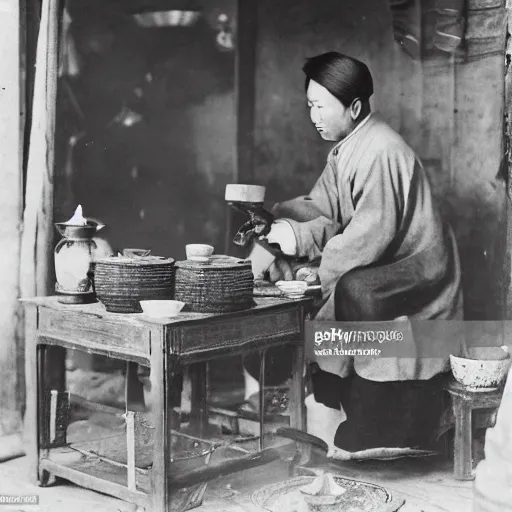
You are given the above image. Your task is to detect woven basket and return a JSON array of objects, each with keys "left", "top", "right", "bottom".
[
  {"left": 93, "top": 256, "right": 176, "bottom": 313},
  {"left": 174, "top": 257, "right": 255, "bottom": 313}
]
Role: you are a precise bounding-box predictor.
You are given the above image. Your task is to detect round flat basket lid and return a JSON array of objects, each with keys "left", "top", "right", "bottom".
[
  {"left": 94, "top": 256, "right": 175, "bottom": 266},
  {"left": 177, "top": 257, "right": 251, "bottom": 271}
]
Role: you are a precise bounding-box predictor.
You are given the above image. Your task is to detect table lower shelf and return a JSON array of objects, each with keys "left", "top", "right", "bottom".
[
  {"left": 39, "top": 434, "right": 297, "bottom": 508},
  {"left": 41, "top": 450, "right": 150, "bottom": 507}
]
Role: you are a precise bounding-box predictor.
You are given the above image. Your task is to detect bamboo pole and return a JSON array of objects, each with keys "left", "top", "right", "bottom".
[
  {"left": 20, "top": 0, "right": 61, "bottom": 301},
  {"left": 18, "top": 0, "right": 61, "bottom": 461}
]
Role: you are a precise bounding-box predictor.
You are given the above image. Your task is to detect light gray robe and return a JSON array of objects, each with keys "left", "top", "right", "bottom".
[{"left": 273, "top": 113, "right": 463, "bottom": 381}]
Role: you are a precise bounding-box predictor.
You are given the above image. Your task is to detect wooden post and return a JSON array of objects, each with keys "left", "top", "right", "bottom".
[
  {"left": 125, "top": 411, "right": 136, "bottom": 492},
  {"left": 18, "top": 0, "right": 61, "bottom": 463},
  {"left": 150, "top": 329, "right": 168, "bottom": 512},
  {"left": 289, "top": 306, "right": 309, "bottom": 469},
  {"left": 20, "top": 0, "right": 60, "bottom": 301},
  {"left": 225, "top": 0, "right": 258, "bottom": 256},
  {"left": 0, "top": 0, "right": 24, "bottom": 454},
  {"left": 189, "top": 362, "right": 209, "bottom": 439},
  {"left": 23, "top": 304, "right": 38, "bottom": 482},
  {"left": 258, "top": 349, "right": 266, "bottom": 450},
  {"left": 505, "top": 0, "right": 512, "bottom": 185},
  {"left": 505, "top": 1, "right": 512, "bottom": 318},
  {"left": 453, "top": 396, "right": 474, "bottom": 480}
]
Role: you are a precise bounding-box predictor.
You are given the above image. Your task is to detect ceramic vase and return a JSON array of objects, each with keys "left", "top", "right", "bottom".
[{"left": 54, "top": 222, "right": 104, "bottom": 303}]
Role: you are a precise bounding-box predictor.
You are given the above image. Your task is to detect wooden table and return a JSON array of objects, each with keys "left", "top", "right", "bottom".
[
  {"left": 23, "top": 296, "right": 311, "bottom": 512},
  {"left": 444, "top": 380, "right": 504, "bottom": 480}
]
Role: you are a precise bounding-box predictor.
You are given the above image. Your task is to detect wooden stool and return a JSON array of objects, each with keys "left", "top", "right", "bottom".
[{"left": 445, "top": 380, "right": 504, "bottom": 480}]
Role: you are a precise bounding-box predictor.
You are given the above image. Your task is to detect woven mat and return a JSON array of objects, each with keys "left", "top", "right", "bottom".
[{"left": 251, "top": 474, "right": 405, "bottom": 512}]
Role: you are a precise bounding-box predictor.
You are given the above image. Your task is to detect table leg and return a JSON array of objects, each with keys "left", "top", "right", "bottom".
[
  {"left": 125, "top": 362, "right": 145, "bottom": 412},
  {"left": 189, "top": 362, "right": 208, "bottom": 439},
  {"left": 151, "top": 338, "right": 168, "bottom": 512},
  {"left": 43, "top": 346, "right": 66, "bottom": 393},
  {"left": 453, "top": 397, "right": 474, "bottom": 480},
  {"left": 37, "top": 343, "right": 65, "bottom": 486},
  {"left": 169, "top": 371, "right": 183, "bottom": 432},
  {"left": 36, "top": 346, "right": 52, "bottom": 486},
  {"left": 289, "top": 342, "right": 310, "bottom": 467},
  {"left": 259, "top": 349, "right": 267, "bottom": 450},
  {"left": 24, "top": 305, "right": 39, "bottom": 485}
]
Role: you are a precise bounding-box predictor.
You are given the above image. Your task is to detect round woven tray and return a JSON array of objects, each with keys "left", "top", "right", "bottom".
[
  {"left": 92, "top": 257, "right": 176, "bottom": 313},
  {"left": 251, "top": 474, "right": 404, "bottom": 512},
  {"left": 174, "top": 258, "right": 255, "bottom": 313}
]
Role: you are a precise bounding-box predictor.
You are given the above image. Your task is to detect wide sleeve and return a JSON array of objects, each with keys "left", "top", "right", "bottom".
[
  {"left": 317, "top": 145, "right": 411, "bottom": 296},
  {"left": 272, "top": 158, "right": 342, "bottom": 260}
]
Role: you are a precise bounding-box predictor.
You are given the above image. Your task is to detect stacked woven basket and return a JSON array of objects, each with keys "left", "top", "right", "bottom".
[
  {"left": 93, "top": 257, "right": 176, "bottom": 313},
  {"left": 174, "top": 257, "right": 255, "bottom": 313},
  {"left": 92, "top": 254, "right": 255, "bottom": 315}
]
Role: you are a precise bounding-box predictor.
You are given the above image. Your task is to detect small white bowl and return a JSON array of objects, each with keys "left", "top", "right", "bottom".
[
  {"left": 139, "top": 300, "right": 185, "bottom": 318},
  {"left": 450, "top": 346, "right": 511, "bottom": 391},
  {"left": 186, "top": 244, "right": 214, "bottom": 261},
  {"left": 275, "top": 280, "right": 308, "bottom": 298}
]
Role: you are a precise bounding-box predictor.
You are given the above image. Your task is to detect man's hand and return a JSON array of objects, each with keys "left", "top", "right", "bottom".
[
  {"left": 268, "top": 258, "right": 294, "bottom": 283},
  {"left": 249, "top": 211, "right": 272, "bottom": 237},
  {"left": 263, "top": 219, "right": 297, "bottom": 257}
]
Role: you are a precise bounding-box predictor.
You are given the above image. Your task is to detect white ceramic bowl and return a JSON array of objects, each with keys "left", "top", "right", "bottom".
[
  {"left": 186, "top": 244, "right": 214, "bottom": 261},
  {"left": 225, "top": 184, "right": 266, "bottom": 203},
  {"left": 275, "top": 280, "right": 308, "bottom": 298},
  {"left": 139, "top": 300, "right": 185, "bottom": 318},
  {"left": 450, "top": 346, "right": 511, "bottom": 390}
]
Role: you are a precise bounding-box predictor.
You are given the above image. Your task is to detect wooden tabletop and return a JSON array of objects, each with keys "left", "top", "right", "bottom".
[
  {"left": 21, "top": 295, "right": 311, "bottom": 327},
  {"left": 22, "top": 295, "right": 312, "bottom": 363}
]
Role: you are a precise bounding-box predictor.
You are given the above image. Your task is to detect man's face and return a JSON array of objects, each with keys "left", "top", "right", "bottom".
[{"left": 306, "top": 80, "right": 353, "bottom": 142}]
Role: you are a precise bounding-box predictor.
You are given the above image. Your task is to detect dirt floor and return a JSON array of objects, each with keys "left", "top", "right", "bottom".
[
  {"left": 0, "top": 451, "right": 473, "bottom": 512},
  {"left": 1, "top": 360, "right": 472, "bottom": 511}
]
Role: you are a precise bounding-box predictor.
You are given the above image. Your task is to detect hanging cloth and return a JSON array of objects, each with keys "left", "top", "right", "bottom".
[
  {"left": 433, "top": 0, "right": 466, "bottom": 53},
  {"left": 388, "top": 0, "right": 421, "bottom": 59}
]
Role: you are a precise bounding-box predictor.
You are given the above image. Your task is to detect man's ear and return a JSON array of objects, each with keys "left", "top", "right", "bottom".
[{"left": 350, "top": 99, "right": 362, "bottom": 120}]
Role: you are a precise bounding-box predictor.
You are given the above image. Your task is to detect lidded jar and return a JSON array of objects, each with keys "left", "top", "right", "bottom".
[{"left": 54, "top": 206, "right": 106, "bottom": 302}]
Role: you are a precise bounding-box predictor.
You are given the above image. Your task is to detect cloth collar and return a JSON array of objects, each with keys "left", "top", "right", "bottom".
[{"left": 331, "top": 113, "right": 373, "bottom": 155}]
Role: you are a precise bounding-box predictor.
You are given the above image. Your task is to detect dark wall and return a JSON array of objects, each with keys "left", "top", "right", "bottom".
[
  {"left": 55, "top": 3, "right": 236, "bottom": 261},
  {"left": 252, "top": 0, "right": 508, "bottom": 321},
  {"left": 253, "top": 0, "right": 401, "bottom": 206}
]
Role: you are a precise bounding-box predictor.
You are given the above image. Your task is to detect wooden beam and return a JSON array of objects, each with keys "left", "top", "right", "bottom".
[
  {"left": 505, "top": 2, "right": 512, "bottom": 201},
  {"left": 504, "top": 2, "right": 512, "bottom": 318},
  {"left": 21, "top": 0, "right": 41, "bottom": 190}
]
